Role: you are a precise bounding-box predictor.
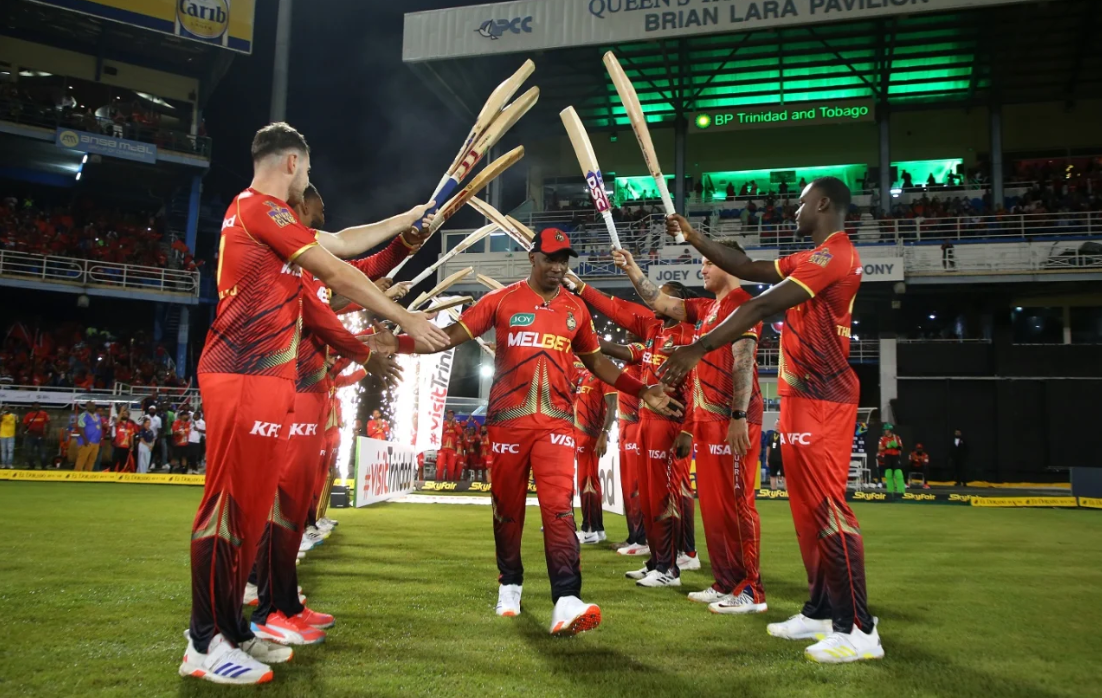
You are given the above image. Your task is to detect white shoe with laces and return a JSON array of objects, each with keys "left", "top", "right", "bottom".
[
  {"left": 687, "top": 587, "right": 726, "bottom": 604},
  {"left": 804, "top": 622, "right": 884, "bottom": 664},
  {"left": 596, "top": 530, "right": 607, "bottom": 542},
  {"left": 179, "top": 632, "right": 273, "bottom": 685},
  {"left": 767, "top": 613, "right": 833, "bottom": 641},
  {"left": 677, "top": 553, "right": 701, "bottom": 571},
  {"left": 240, "top": 637, "right": 293, "bottom": 664},
  {"left": 636, "top": 568, "right": 681, "bottom": 588},
  {"left": 617, "top": 543, "right": 650, "bottom": 556},
  {"left": 579, "top": 531, "right": 600, "bottom": 545},
  {"left": 495, "top": 584, "right": 522, "bottom": 617},
  {"left": 549, "top": 596, "right": 601, "bottom": 636},
  {"left": 625, "top": 566, "right": 649, "bottom": 580},
  {"left": 708, "top": 587, "right": 768, "bottom": 615}
]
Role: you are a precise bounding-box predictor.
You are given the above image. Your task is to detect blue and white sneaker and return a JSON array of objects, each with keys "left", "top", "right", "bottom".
[{"left": 179, "top": 632, "right": 273, "bottom": 684}]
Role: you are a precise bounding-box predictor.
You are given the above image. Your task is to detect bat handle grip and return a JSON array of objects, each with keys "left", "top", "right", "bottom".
[
  {"left": 659, "top": 196, "right": 684, "bottom": 244},
  {"left": 412, "top": 177, "right": 459, "bottom": 231}
]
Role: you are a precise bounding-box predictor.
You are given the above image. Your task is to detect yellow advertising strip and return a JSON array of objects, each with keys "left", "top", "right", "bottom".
[
  {"left": 0, "top": 470, "right": 205, "bottom": 486},
  {"left": 1078, "top": 498, "right": 1102, "bottom": 510},
  {"left": 927, "top": 480, "right": 1071, "bottom": 489},
  {"left": 970, "top": 496, "right": 1079, "bottom": 508}
]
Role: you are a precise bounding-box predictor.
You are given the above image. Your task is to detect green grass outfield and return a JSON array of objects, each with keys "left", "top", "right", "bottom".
[{"left": 1, "top": 483, "right": 1100, "bottom": 698}]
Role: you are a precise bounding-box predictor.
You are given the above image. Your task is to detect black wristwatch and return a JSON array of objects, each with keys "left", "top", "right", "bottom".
[{"left": 732, "top": 410, "right": 747, "bottom": 420}]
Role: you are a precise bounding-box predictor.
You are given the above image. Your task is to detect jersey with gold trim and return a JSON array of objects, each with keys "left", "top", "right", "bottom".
[
  {"left": 198, "top": 188, "right": 317, "bottom": 380},
  {"left": 574, "top": 368, "right": 614, "bottom": 438},
  {"left": 617, "top": 345, "right": 646, "bottom": 427},
  {"left": 775, "top": 231, "right": 861, "bottom": 404},
  {"left": 459, "top": 281, "right": 600, "bottom": 430},
  {"left": 685, "top": 289, "right": 763, "bottom": 425}
]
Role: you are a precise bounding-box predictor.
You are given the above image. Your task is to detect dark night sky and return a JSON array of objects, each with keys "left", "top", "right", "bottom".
[{"left": 202, "top": 0, "right": 485, "bottom": 232}]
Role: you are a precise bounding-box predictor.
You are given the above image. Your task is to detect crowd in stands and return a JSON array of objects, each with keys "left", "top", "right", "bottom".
[
  {"left": 0, "top": 321, "right": 185, "bottom": 390},
  {"left": 0, "top": 194, "right": 205, "bottom": 271}
]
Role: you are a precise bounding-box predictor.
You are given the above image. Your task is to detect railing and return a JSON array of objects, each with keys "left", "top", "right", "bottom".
[
  {"left": 0, "top": 98, "right": 212, "bottom": 159},
  {"left": 484, "top": 211, "right": 1101, "bottom": 259},
  {"left": 0, "top": 250, "right": 199, "bottom": 296},
  {"left": 0, "top": 382, "right": 199, "bottom": 407},
  {"left": 758, "top": 340, "right": 880, "bottom": 368}
]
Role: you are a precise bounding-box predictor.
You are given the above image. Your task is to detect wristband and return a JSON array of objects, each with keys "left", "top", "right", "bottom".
[
  {"left": 396, "top": 335, "right": 416, "bottom": 354},
  {"left": 614, "top": 372, "right": 645, "bottom": 397}
]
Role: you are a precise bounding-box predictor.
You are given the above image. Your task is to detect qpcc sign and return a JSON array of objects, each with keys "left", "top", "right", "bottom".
[
  {"left": 403, "top": 0, "right": 1037, "bottom": 61},
  {"left": 648, "top": 257, "right": 905, "bottom": 285}
]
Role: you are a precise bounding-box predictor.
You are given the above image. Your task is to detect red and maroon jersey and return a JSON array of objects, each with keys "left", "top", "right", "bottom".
[
  {"left": 617, "top": 345, "right": 646, "bottom": 427},
  {"left": 198, "top": 188, "right": 318, "bottom": 380},
  {"left": 366, "top": 419, "right": 389, "bottom": 440},
  {"left": 577, "top": 285, "right": 692, "bottom": 423},
  {"left": 574, "top": 369, "right": 613, "bottom": 438},
  {"left": 440, "top": 421, "right": 463, "bottom": 451},
  {"left": 297, "top": 271, "right": 370, "bottom": 394},
  {"left": 775, "top": 231, "right": 861, "bottom": 404},
  {"left": 467, "top": 432, "right": 483, "bottom": 459},
  {"left": 458, "top": 281, "right": 600, "bottom": 430},
  {"left": 684, "top": 289, "right": 763, "bottom": 425}
]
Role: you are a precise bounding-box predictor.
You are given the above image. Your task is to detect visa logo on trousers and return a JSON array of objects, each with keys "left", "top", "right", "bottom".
[
  {"left": 648, "top": 449, "right": 668, "bottom": 460},
  {"left": 551, "top": 434, "right": 576, "bottom": 448},
  {"left": 250, "top": 421, "right": 281, "bottom": 438},
  {"left": 708, "top": 444, "right": 731, "bottom": 455}
]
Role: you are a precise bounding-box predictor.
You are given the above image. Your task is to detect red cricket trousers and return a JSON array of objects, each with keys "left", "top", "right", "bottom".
[
  {"left": 437, "top": 448, "right": 458, "bottom": 481},
  {"left": 780, "top": 396, "right": 873, "bottom": 633},
  {"left": 692, "top": 420, "right": 764, "bottom": 598},
  {"left": 672, "top": 444, "right": 695, "bottom": 556},
  {"left": 189, "top": 373, "right": 295, "bottom": 653},
  {"left": 488, "top": 426, "right": 581, "bottom": 602},
  {"left": 575, "top": 432, "right": 604, "bottom": 533},
  {"left": 252, "top": 391, "right": 327, "bottom": 625},
  {"left": 619, "top": 422, "right": 646, "bottom": 546},
  {"left": 638, "top": 418, "right": 680, "bottom": 574}
]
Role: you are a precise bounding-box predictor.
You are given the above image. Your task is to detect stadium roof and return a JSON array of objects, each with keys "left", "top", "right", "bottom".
[{"left": 404, "top": 0, "right": 1102, "bottom": 133}]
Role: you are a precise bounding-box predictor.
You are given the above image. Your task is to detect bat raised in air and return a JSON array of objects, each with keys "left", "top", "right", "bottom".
[
  {"left": 560, "top": 106, "right": 622, "bottom": 251},
  {"left": 603, "top": 51, "right": 683, "bottom": 243},
  {"left": 476, "top": 273, "right": 505, "bottom": 290},
  {"left": 409, "top": 266, "right": 473, "bottom": 312},
  {"left": 387, "top": 146, "right": 523, "bottom": 280},
  {"left": 467, "top": 196, "right": 532, "bottom": 251},
  {"left": 405, "top": 224, "right": 497, "bottom": 288},
  {"left": 422, "top": 296, "right": 473, "bottom": 314},
  {"left": 415, "top": 61, "right": 538, "bottom": 230}
]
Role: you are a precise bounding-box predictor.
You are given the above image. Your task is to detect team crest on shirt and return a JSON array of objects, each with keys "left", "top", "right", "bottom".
[
  {"left": 662, "top": 337, "right": 674, "bottom": 350},
  {"left": 809, "top": 248, "right": 833, "bottom": 267},
  {"left": 565, "top": 311, "right": 577, "bottom": 331},
  {"left": 265, "top": 201, "right": 297, "bottom": 228}
]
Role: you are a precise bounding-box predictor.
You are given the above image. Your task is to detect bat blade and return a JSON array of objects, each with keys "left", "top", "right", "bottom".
[
  {"left": 447, "top": 59, "right": 535, "bottom": 174},
  {"left": 560, "top": 106, "right": 622, "bottom": 250},
  {"left": 603, "top": 52, "right": 682, "bottom": 241},
  {"left": 476, "top": 273, "right": 505, "bottom": 290},
  {"left": 467, "top": 196, "right": 532, "bottom": 251},
  {"left": 423, "top": 296, "right": 474, "bottom": 314},
  {"left": 431, "top": 146, "right": 524, "bottom": 234},
  {"left": 407, "top": 224, "right": 497, "bottom": 288},
  {"left": 410, "top": 266, "right": 473, "bottom": 311}
]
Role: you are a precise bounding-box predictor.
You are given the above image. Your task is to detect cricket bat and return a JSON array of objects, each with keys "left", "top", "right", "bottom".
[{"left": 560, "top": 106, "right": 622, "bottom": 250}]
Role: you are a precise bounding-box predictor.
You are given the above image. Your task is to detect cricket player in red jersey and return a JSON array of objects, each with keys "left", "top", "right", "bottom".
[
  {"left": 610, "top": 343, "right": 648, "bottom": 555},
  {"left": 566, "top": 273, "right": 696, "bottom": 587},
  {"left": 366, "top": 410, "right": 391, "bottom": 441},
  {"left": 438, "top": 410, "right": 463, "bottom": 481},
  {"left": 466, "top": 423, "right": 485, "bottom": 480},
  {"left": 572, "top": 364, "right": 616, "bottom": 544},
  {"left": 659, "top": 177, "right": 883, "bottom": 664},
  {"left": 370, "top": 228, "right": 681, "bottom": 635},
  {"left": 181, "top": 123, "right": 449, "bottom": 685},
  {"left": 610, "top": 249, "right": 767, "bottom": 613}
]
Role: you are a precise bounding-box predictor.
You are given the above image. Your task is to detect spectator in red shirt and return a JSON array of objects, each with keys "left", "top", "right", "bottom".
[
  {"left": 21, "top": 401, "right": 50, "bottom": 469},
  {"left": 110, "top": 408, "right": 138, "bottom": 472}
]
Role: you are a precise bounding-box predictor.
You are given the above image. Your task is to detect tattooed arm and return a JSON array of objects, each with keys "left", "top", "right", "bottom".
[
  {"left": 727, "top": 337, "right": 757, "bottom": 457},
  {"left": 609, "top": 248, "right": 687, "bottom": 322}
]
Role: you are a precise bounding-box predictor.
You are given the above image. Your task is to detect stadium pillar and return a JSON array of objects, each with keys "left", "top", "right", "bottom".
[
  {"left": 185, "top": 175, "right": 201, "bottom": 255},
  {"left": 674, "top": 114, "right": 687, "bottom": 214},
  {"left": 879, "top": 337, "right": 898, "bottom": 423},
  {"left": 878, "top": 109, "right": 891, "bottom": 216},
  {"left": 270, "top": 0, "right": 293, "bottom": 123},
  {"left": 990, "top": 104, "right": 1004, "bottom": 209},
  {"left": 176, "top": 307, "right": 190, "bottom": 378}
]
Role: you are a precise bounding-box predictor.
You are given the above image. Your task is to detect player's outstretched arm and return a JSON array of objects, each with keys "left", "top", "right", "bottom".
[
  {"left": 598, "top": 339, "right": 636, "bottom": 362},
  {"left": 580, "top": 351, "right": 683, "bottom": 418},
  {"left": 316, "top": 201, "right": 435, "bottom": 259},
  {"left": 610, "top": 249, "right": 686, "bottom": 321},
  {"left": 296, "top": 245, "right": 449, "bottom": 350},
  {"left": 369, "top": 322, "right": 472, "bottom": 357},
  {"left": 666, "top": 214, "right": 781, "bottom": 284},
  {"left": 597, "top": 392, "right": 617, "bottom": 458},
  {"left": 567, "top": 271, "right": 659, "bottom": 334},
  {"left": 727, "top": 338, "right": 756, "bottom": 456},
  {"left": 659, "top": 280, "right": 810, "bottom": 386}
]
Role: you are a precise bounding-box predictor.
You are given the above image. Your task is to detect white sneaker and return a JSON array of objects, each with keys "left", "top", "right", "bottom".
[
  {"left": 709, "top": 588, "right": 768, "bottom": 615},
  {"left": 636, "top": 569, "right": 681, "bottom": 588},
  {"left": 300, "top": 532, "right": 324, "bottom": 551},
  {"left": 617, "top": 543, "right": 650, "bottom": 556},
  {"left": 625, "top": 566, "right": 650, "bottom": 580},
  {"left": 305, "top": 525, "right": 330, "bottom": 540},
  {"left": 243, "top": 582, "right": 258, "bottom": 606},
  {"left": 767, "top": 613, "right": 833, "bottom": 641},
  {"left": 239, "top": 637, "right": 294, "bottom": 664},
  {"left": 596, "top": 530, "right": 607, "bottom": 542},
  {"left": 179, "top": 632, "right": 273, "bottom": 685},
  {"left": 549, "top": 596, "right": 601, "bottom": 636},
  {"left": 805, "top": 623, "right": 884, "bottom": 664},
  {"left": 318, "top": 517, "right": 339, "bottom": 528},
  {"left": 579, "top": 531, "right": 600, "bottom": 545},
  {"left": 574, "top": 530, "right": 585, "bottom": 541},
  {"left": 314, "top": 520, "right": 334, "bottom": 534},
  {"left": 297, "top": 551, "right": 305, "bottom": 560},
  {"left": 677, "top": 553, "right": 701, "bottom": 571},
  {"left": 495, "top": 584, "right": 522, "bottom": 617},
  {"left": 687, "top": 587, "right": 726, "bottom": 604}
]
